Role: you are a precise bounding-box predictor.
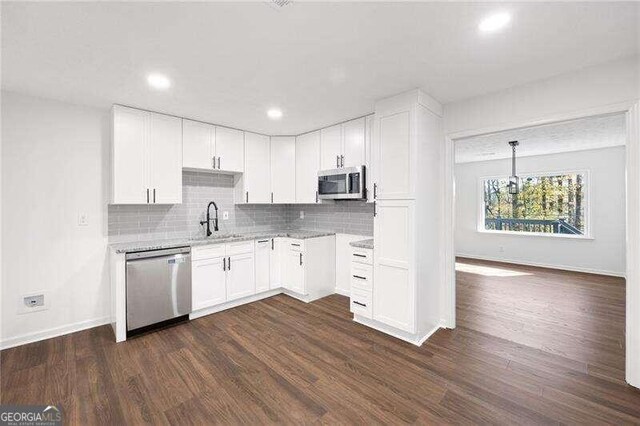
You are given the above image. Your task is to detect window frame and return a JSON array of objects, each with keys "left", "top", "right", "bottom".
[{"left": 476, "top": 169, "right": 593, "bottom": 240}]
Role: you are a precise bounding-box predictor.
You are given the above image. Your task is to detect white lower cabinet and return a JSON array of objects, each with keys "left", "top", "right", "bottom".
[
  {"left": 255, "top": 239, "right": 271, "bottom": 293},
  {"left": 192, "top": 235, "right": 336, "bottom": 312},
  {"left": 350, "top": 246, "right": 373, "bottom": 319},
  {"left": 192, "top": 256, "right": 226, "bottom": 311},
  {"left": 227, "top": 252, "right": 256, "bottom": 301},
  {"left": 191, "top": 242, "right": 255, "bottom": 310}
]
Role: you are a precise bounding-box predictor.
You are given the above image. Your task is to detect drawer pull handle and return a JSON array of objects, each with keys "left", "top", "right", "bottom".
[
  {"left": 291, "top": 243, "right": 300, "bottom": 247},
  {"left": 353, "top": 254, "right": 366, "bottom": 258},
  {"left": 258, "top": 239, "right": 269, "bottom": 243},
  {"left": 353, "top": 275, "right": 366, "bottom": 280},
  {"left": 353, "top": 301, "right": 367, "bottom": 307}
]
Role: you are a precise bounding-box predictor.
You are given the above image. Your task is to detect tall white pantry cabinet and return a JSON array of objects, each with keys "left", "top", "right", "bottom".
[{"left": 362, "top": 89, "right": 445, "bottom": 345}]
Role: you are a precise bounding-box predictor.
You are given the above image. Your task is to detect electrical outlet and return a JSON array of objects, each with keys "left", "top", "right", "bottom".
[
  {"left": 299, "top": 211, "right": 304, "bottom": 219},
  {"left": 78, "top": 212, "right": 88, "bottom": 226},
  {"left": 223, "top": 211, "right": 229, "bottom": 220},
  {"left": 19, "top": 292, "right": 48, "bottom": 314}
]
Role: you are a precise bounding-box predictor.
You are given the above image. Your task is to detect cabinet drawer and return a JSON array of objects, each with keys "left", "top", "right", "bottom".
[
  {"left": 288, "top": 239, "right": 304, "bottom": 252},
  {"left": 192, "top": 244, "right": 225, "bottom": 260},
  {"left": 350, "top": 288, "right": 372, "bottom": 318},
  {"left": 350, "top": 263, "right": 373, "bottom": 291},
  {"left": 351, "top": 247, "right": 372, "bottom": 265},
  {"left": 226, "top": 241, "right": 254, "bottom": 256}
]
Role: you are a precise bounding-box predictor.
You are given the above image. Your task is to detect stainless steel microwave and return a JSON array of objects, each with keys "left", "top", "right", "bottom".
[{"left": 318, "top": 166, "right": 366, "bottom": 200}]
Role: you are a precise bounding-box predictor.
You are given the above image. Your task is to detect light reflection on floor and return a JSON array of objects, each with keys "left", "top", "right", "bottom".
[{"left": 455, "top": 261, "right": 533, "bottom": 277}]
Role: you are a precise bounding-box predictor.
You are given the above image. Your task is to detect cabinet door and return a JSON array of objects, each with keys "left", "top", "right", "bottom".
[
  {"left": 255, "top": 239, "right": 271, "bottom": 293},
  {"left": 342, "top": 118, "right": 365, "bottom": 168},
  {"left": 270, "top": 136, "right": 296, "bottom": 203},
  {"left": 192, "top": 256, "right": 226, "bottom": 310},
  {"left": 284, "top": 249, "right": 305, "bottom": 294},
  {"left": 148, "top": 112, "right": 183, "bottom": 204},
  {"left": 183, "top": 119, "right": 214, "bottom": 170},
  {"left": 226, "top": 252, "right": 255, "bottom": 301},
  {"left": 376, "top": 110, "right": 413, "bottom": 199},
  {"left": 244, "top": 132, "right": 271, "bottom": 204},
  {"left": 112, "top": 105, "right": 147, "bottom": 204},
  {"left": 373, "top": 200, "right": 415, "bottom": 333},
  {"left": 295, "top": 131, "right": 321, "bottom": 203},
  {"left": 269, "top": 238, "right": 281, "bottom": 289},
  {"left": 215, "top": 127, "right": 244, "bottom": 173},
  {"left": 320, "top": 124, "right": 343, "bottom": 170},
  {"left": 365, "top": 115, "right": 374, "bottom": 203}
]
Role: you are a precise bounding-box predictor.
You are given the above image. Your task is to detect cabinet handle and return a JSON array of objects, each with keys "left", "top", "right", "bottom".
[
  {"left": 340, "top": 155, "right": 344, "bottom": 168},
  {"left": 291, "top": 243, "right": 300, "bottom": 247},
  {"left": 299, "top": 253, "right": 303, "bottom": 266},
  {"left": 373, "top": 183, "right": 377, "bottom": 199},
  {"left": 246, "top": 191, "right": 249, "bottom": 203},
  {"left": 336, "top": 155, "right": 339, "bottom": 168},
  {"left": 373, "top": 201, "right": 376, "bottom": 217},
  {"left": 223, "top": 257, "right": 226, "bottom": 271},
  {"left": 228, "top": 256, "right": 231, "bottom": 270},
  {"left": 258, "top": 239, "right": 269, "bottom": 243},
  {"left": 271, "top": 192, "right": 274, "bottom": 204},
  {"left": 153, "top": 188, "right": 156, "bottom": 203},
  {"left": 353, "top": 301, "right": 367, "bottom": 307},
  {"left": 217, "top": 157, "right": 221, "bottom": 169},
  {"left": 146, "top": 188, "right": 149, "bottom": 203},
  {"left": 353, "top": 254, "right": 366, "bottom": 258},
  {"left": 212, "top": 156, "right": 216, "bottom": 169},
  {"left": 353, "top": 275, "right": 367, "bottom": 280},
  {"left": 316, "top": 190, "right": 318, "bottom": 203},
  {"left": 271, "top": 239, "right": 274, "bottom": 250}
]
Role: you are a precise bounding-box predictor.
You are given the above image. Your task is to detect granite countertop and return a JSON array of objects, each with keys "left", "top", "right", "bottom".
[
  {"left": 350, "top": 238, "right": 374, "bottom": 250},
  {"left": 109, "top": 230, "right": 336, "bottom": 254}
]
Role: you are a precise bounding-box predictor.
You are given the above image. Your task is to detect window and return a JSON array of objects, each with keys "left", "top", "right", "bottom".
[{"left": 481, "top": 172, "right": 588, "bottom": 236}]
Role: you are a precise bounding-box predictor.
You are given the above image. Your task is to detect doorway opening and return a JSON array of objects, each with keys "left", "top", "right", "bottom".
[{"left": 451, "top": 112, "right": 627, "bottom": 381}]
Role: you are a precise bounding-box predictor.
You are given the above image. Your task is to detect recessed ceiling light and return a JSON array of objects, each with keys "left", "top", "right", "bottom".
[
  {"left": 267, "top": 108, "right": 283, "bottom": 120},
  {"left": 147, "top": 73, "right": 171, "bottom": 90},
  {"left": 479, "top": 12, "right": 511, "bottom": 33}
]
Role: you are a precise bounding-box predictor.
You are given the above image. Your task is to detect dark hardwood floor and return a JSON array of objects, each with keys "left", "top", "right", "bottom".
[{"left": 2, "top": 261, "right": 640, "bottom": 424}]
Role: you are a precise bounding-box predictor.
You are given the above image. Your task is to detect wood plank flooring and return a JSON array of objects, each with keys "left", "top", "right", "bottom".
[{"left": 2, "top": 261, "right": 639, "bottom": 424}]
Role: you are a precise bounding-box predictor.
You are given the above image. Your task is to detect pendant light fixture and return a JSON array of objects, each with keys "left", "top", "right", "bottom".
[{"left": 508, "top": 140, "right": 520, "bottom": 195}]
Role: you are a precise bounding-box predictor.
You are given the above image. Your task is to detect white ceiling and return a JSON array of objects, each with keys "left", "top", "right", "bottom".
[
  {"left": 454, "top": 113, "right": 626, "bottom": 164},
  {"left": 2, "top": 2, "right": 638, "bottom": 135}
]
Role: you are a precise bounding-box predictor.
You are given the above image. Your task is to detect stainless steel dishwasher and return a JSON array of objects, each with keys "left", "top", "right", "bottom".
[{"left": 126, "top": 247, "right": 191, "bottom": 335}]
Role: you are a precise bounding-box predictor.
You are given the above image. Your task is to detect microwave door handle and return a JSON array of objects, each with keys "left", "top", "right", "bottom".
[{"left": 346, "top": 172, "right": 351, "bottom": 194}]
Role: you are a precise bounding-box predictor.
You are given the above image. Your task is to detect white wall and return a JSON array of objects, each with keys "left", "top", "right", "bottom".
[
  {"left": 444, "top": 56, "right": 640, "bottom": 136},
  {"left": 1, "top": 91, "right": 111, "bottom": 348},
  {"left": 455, "top": 146, "right": 626, "bottom": 276}
]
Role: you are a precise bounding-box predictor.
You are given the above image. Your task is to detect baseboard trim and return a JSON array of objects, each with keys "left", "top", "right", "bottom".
[
  {"left": 0, "top": 316, "right": 110, "bottom": 350},
  {"left": 190, "top": 289, "right": 283, "bottom": 320},
  {"left": 334, "top": 287, "right": 350, "bottom": 297},
  {"left": 353, "top": 315, "right": 440, "bottom": 346},
  {"left": 456, "top": 253, "right": 626, "bottom": 278}
]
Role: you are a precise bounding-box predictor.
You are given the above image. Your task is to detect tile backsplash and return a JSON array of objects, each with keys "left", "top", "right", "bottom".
[{"left": 108, "top": 171, "right": 373, "bottom": 242}]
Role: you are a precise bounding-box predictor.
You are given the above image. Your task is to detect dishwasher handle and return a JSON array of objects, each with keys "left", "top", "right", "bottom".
[{"left": 126, "top": 246, "right": 191, "bottom": 260}]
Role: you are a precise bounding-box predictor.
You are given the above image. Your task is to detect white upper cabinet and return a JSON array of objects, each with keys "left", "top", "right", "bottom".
[
  {"left": 183, "top": 120, "right": 244, "bottom": 173},
  {"left": 112, "top": 106, "right": 147, "bottom": 204},
  {"left": 215, "top": 127, "right": 244, "bottom": 173},
  {"left": 183, "top": 119, "right": 214, "bottom": 170},
  {"left": 295, "top": 131, "right": 321, "bottom": 204},
  {"left": 375, "top": 110, "right": 413, "bottom": 199},
  {"left": 148, "top": 113, "right": 183, "bottom": 204},
  {"left": 243, "top": 132, "right": 271, "bottom": 204},
  {"left": 365, "top": 115, "right": 374, "bottom": 202},
  {"left": 320, "top": 124, "right": 343, "bottom": 170},
  {"left": 342, "top": 117, "right": 366, "bottom": 168},
  {"left": 319, "top": 118, "right": 366, "bottom": 170},
  {"left": 270, "top": 137, "right": 296, "bottom": 203},
  {"left": 111, "top": 105, "right": 182, "bottom": 204}
]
